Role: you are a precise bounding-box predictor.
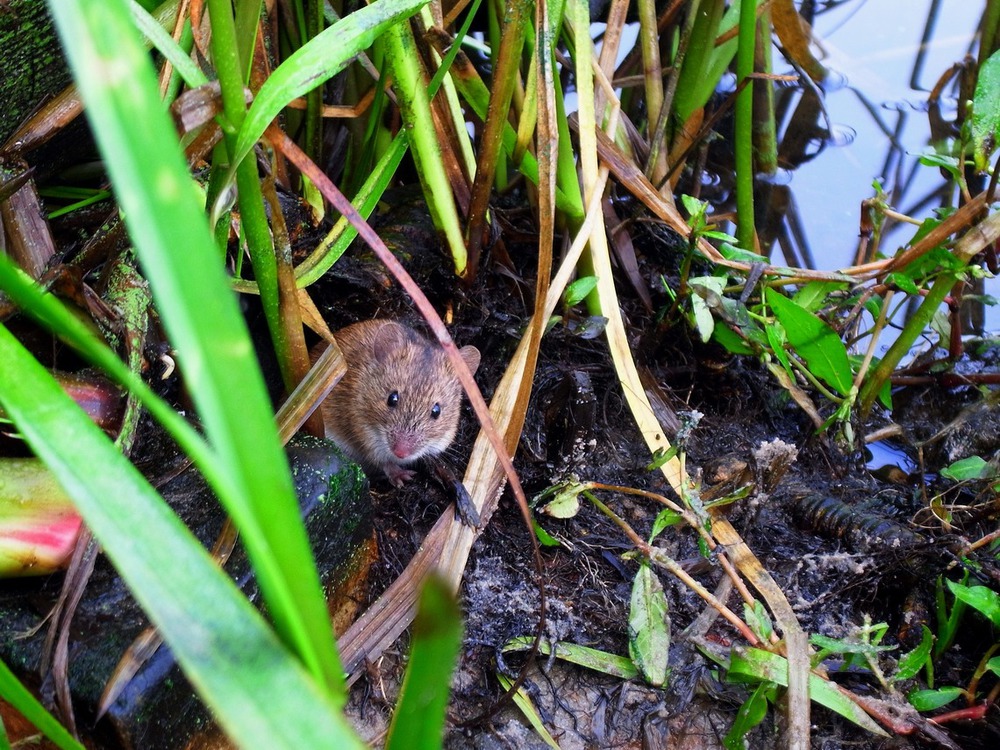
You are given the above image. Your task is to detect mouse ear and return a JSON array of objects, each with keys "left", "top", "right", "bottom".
[
  {"left": 371, "top": 321, "right": 409, "bottom": 361},
  {"left": 459, "top": 345, "right": 481, "bottom": 376}
]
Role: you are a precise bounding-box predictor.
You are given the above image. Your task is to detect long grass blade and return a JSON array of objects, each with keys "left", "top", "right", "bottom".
[{"left": 45, "top": 0, "right": 343, "bottom": 695}]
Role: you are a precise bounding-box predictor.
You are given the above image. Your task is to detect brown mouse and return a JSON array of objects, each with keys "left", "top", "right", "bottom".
[{"left": 312, "top": 319, "right": 481, "bottom": 487}]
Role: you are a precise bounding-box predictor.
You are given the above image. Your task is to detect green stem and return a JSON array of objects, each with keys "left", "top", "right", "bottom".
[
  {"left": 859, "top": 273, "right": 956, "bottom": 415},
  {"left": 734, "top": 0, "right": 757, "bottom": 251},
  {"left": 208, "top": 0, "right": 291, "bottom": 388}
]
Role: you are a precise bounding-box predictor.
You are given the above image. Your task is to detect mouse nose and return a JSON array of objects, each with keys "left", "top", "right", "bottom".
[{"left": 390, "top": 432, "right": 420, "bottom": 460}]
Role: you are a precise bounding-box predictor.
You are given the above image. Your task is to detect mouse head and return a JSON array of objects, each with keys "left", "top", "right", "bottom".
[{"left": 364, "top": 323, "right": 480, "bottom": 466}]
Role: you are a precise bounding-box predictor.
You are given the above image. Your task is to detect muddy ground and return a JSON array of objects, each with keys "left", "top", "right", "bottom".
[{"left": 308, "top": 201, "right": 1000, "bottom": 749}]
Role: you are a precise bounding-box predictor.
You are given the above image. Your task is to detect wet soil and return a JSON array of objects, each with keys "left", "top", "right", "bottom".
[{"left": 316, "top": 201, "right": 1000, "bottom": 749}]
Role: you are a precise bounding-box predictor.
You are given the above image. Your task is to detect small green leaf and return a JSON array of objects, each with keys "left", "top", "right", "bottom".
[
  {"left": 496, "top": 673, "right": 560, "bottom": 748},
  {"left": 744, "top": 601, "right": 774, "bottom": 643},
  {"left": 765, "top": 288, "right": 854, "bottom": 395},
  {"left": 972, "top": 50, "right": 1000, "bottom": 171},
  {"left": 908, "top": 686, "right": 965, "bottom": 712},
  {"left": 946, "top": 581, "right": 1000, "bottom": 629},
  {"left": 628, "top": 563, "right": 670, "bottom": 687},
  {"left": 681, "top": 194, "right": 708, "bottom": 231},
  {"left": 723, "top": 682, "right": 772, "bottom": 750},
  {"left": 886, "top": 272, "right": 921, "bottom": 296},
  {"left": 718, "top": 242, "right": 768, "bottom": 263},
  {"left": 502, "top": 636, "right": 640, "bottom": 680},
  {"left": 918, "top": 151, "right": 962, "bottom": 178},
  {"left": 712, "top": 323, "right": 754, "bottom": 355},
  {"left": 536, "top": 481, "right": 585, "bottom": 518},
  {"left": 941, "top": 455, "right": 991, "bottom": 481},
  {"left": 894, "top": 626, "right": 934, "bottom": 682},
  {"left": 532, "top": 519, "right": 561, "bottom": 547},
  {"left": 647, "top": 445, "right": 679, "bottom": 471},
  {"left": 792, "top": 281, "right": 847, "bottom": 313},
  {"left": 985, "top": 655, "right": 1000, "bottom": 677},
  {"left": 765, "top": 319, "right": 792, "bottom": 374},
  {"left": 809, "top": 632, "right": 893, "bottom": 657},
  {"left": 702, "top": 230, "right": 739, "bottom": 243},
  {"left": 689, "top": 276, "right": 725, "bottom": 343},
  {"left": 563, "top": 276, "right": 599, "bottom": 307},
  {"left": 650, "top": 507, "right": 684, "bottom": 540}
]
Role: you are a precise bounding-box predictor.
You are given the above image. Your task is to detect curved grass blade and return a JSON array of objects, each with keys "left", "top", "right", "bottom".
[
  {"left": 45, "top": 0, "right": 342, "bottom": 694},
  {"left": 0, "top": 329, "right": 363, "bottom": 750}
]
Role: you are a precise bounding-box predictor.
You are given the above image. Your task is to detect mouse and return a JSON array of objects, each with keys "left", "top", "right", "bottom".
[{"left": 312, "top": 319, "right": 481, "bottom": 488}]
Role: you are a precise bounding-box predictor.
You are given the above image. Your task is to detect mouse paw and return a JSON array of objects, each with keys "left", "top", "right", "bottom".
[{"left": 385, "top": 464, "right": 415, "bottom": 487}]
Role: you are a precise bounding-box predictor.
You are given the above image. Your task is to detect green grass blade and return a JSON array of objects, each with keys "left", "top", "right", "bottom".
[
  {"left": 129, "top": 0, "right": 207, "bottom": 89},
  {"left": 45, "top": 0, "right": 342, "bottom": 694},
  {"left": 231, "top": 0, "right": 427, "bottom": 172},
  {"left": 382, "top": 18, "right": 468, "bottom": 274},
  {"left": 0, "top": 254, "right": 234, "bottom": 512},
  {"left": 0, "top": 329, "right": 363, "bottom": 750},
  {"left": 0, "top": 658, "right": 83, "bottom": 750},
  {"left": 385, "top": 577, "right": 464, "bottom": 750}
]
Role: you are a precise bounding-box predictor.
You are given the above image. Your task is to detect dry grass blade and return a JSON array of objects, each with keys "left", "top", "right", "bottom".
[
  {"left": 771, "top": 0, "right": 826, "bottom": 83},
  {"left": 569, "top": 0, "right": 688, "bottom": 497}
]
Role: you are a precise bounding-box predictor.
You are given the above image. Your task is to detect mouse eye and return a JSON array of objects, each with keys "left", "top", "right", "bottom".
[
  {"left": 387, "top": 391, "right": 400, "bottom": 408},
  {"left": 430, "top": 403, "right": 441, "bottom": 419}
]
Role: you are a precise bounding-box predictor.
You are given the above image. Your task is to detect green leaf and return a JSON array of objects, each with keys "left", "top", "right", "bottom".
[
  {"left": 536, "top": 480, "right": 587, "bottom": 518},
  {"left": 744, "top": 601, "right": 774, "bottom": 644},
  {"left": 0, "top": 328, "right": 361, "bottom": 750},
  {"left": 0, "top": 658, "right": 83, "bottom": 750},
  {"left": 946, "top": 581, "right": 1000, "bottom": 629},
  {"left": 496, "top": 673, "right": 560, "bottom": 748},
  {"left": 628, "top": 563, "right": 670, "bottom": 687},
  {"left": 532, "top": 519, "right": 562, "bottom": 547},
  {"left": 908, "top": 686, "right": 965, "bottom": 712},
  {"left": 941, "top": 455, "right": 992, "bottom": 481},
  {"left": 985, "top": 655, "right": 1000, "bottom": 677},
  {"left": 728, "top": 648, "right": 888, "bottom": 736},
  {"left": 810, "top": 632, "right": 894, "bottom": 657},
  {"left": 689, "top": 276, "right": 726, "bottom": 343},
  {"left": 718, "top": 242, "right": 768, "bottom": 263},
  {"left": 649, "top": 507, "right": 684, "bottom": 540},
  {"left": 765, "top": 319, "right": 793, "bottom": 374},
  {"left": 563, "top": 275, "right": 599, "bottom": 307},
  {"left": 792, "top": 281, "right": 847, "bottom": 313},
  {"left": 503, "top": 636, "right": 639, "bottom": 680},
  {"left": 972, "top": 49, "right": 1000, "bottom": 171},
  {"left": 765, "top": 288, "right": 854, "bottom": 396},
  {"left": 894, "top": 626, "right": 934, "bottom": 682},
  {"left": 647, "top": 445, "right": 679, "bottom": 471},
  {"left": 385, "top": 577, "right": 463, "bottom": 750},
  {"left": 712, "top": 323, "right": 754, "bottom": 355},
  {"left": 886, "top": 272, "right": 921, "bottom": 296},
  {"left": 723, "top": 682, "right": 772, "bottom": 750},
  {"left": 918, "top": 151, "right": 962, "bottom": 178}
]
